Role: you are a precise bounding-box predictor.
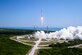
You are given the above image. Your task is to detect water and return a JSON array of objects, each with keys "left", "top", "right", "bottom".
[{"left": 0, "top": 27, "right": 62, "bottom": 31}]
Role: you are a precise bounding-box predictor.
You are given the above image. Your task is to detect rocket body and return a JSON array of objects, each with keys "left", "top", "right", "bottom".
[
  {"left": 41, "top": 9, "right": 44, "bottom": 25},
  {"left": 41, "top": 16, "right": 44, "bottom": 25}
]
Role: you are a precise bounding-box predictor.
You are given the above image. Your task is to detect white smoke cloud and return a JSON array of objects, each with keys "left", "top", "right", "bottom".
[{"left": 34, "top": 26, "right": 82, "bottom": 40}]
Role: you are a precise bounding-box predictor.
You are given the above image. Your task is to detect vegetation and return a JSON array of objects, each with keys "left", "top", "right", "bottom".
[
  {"left": 23, "top": 41, "right": 35, "bottom": 45},
  {"left": 49, "top": 40, "right": 82, "bottom": 48},
  {"left": 38, "top": 40, "right": 82, "bottom": 55},
  {"left": 39, "top": 48, "right": 82, "bottom": 55},
  {"left": 0, "top": 28, "right": 36, "bottom": 35},
  {"left": 0, "top": 28, "right": 54, "bottom": 35},
  {"left": 0, "top": 29, "right": 33, "bottom": 55}
]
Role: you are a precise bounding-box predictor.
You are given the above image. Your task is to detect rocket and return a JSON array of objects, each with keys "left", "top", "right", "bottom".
[{"left": 41, "top": 8, "right": 44, "bottom": 25}]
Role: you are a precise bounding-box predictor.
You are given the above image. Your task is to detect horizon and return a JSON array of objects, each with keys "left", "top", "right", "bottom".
[{"left": 0, "top": 0, "right": 82, "bottom": 28}]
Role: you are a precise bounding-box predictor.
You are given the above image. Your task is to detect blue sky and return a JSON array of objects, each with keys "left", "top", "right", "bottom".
[{"left": 0, "top": 0, "right": 82, "bottom": 28}]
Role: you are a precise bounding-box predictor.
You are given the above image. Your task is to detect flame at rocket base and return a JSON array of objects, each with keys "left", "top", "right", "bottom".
[{"left": 41, "top": 16, "right": 44, "bottom": 25}]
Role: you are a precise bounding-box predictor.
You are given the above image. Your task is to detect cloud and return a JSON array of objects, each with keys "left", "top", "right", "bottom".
[{"left": 34, "top": 26, "right": 82, "bottom": 40}]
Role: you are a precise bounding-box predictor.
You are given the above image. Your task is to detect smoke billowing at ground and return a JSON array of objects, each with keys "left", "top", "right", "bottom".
[{"left": 34, "top": 26, "right": 82, "bottom": 40}]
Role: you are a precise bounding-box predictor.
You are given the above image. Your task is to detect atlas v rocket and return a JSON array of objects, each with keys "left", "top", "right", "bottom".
[{"left": 41, "top": 8, "right": 44, "bottom": 25}]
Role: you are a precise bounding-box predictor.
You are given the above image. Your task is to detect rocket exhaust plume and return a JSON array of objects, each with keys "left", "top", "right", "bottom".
[{"left": 34, "top": 26, "right": 82, "bottom": 40}]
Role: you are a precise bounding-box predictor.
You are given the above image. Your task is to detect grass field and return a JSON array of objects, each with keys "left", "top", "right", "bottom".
[
  {"left": 0, "top": 34, "right": 32, "bottom": 55},
  {"left": 0, "top": 29, "right": 34, "bottom": 55},
  {"left": 38, "top": 40, "right": 82, "bottom": 55}
]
